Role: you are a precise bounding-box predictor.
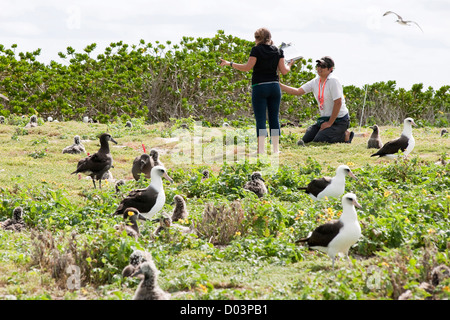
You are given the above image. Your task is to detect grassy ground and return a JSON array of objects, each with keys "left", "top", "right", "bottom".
[{"left": 0, "top": 118, "right": 449, "bottom": 301}]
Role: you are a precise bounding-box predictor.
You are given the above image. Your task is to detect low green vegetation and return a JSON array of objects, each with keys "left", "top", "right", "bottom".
[{"left": 0, "top": 118, "right": 449, "bottom": 300}]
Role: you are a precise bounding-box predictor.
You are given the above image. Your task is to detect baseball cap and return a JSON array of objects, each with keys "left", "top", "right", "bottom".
[{"left": 316, "top": 56, "right": 335, "bottom": 68}]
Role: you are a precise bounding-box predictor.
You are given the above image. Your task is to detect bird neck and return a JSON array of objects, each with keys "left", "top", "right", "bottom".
[
  {"left": 99, "top": 140, "right": 110, "bottom": 153},
  {"left": 340, "top": 206, "right": 357, "bottom": 222},
  {"left": 402, "top": 124, "right": 412, "bottom": 137},
  {"left": 150, "top": 176, "right": 163, "bottom": 190}
]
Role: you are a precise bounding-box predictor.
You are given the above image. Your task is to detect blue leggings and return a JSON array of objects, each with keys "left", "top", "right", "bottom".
[{"left": 251, "top": 82, "right": 281, "bottom": 137}]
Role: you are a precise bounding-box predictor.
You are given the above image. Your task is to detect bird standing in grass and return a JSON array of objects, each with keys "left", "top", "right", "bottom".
[
  {"left": 367, "top": 125, "right": 383, "bottom": 149},
  {"left": 113, "top": 166, "right": 173, "bottom": 219},
  {"left": 1, "top": 207, "right": 26, "bottom": 232},
  {"left": 370, "top": 118, "right": 416, "bottom": 159},
  {"left": 300, "top": 165, "right": 357, "bottom": 200},
  {"left": 244, "top": 172, "right": 268, "bottom": 198},
  {"left": 122, "top": 250, "right": 153, "bottom": 278},
  {"left": 131, "top": 260, "right": 171, "bottom": 300},
  {"left": 62, "top": 135, "right": 86, "bottom": 154},
  {"left": 71, "top": 133, "right": 117, "bottom": 189},
  {"left": 171, "top": 195, "right": 188, "bottom": 222},
  {"left": 296, "top": 193, "right": 362, "bottom": 268}
]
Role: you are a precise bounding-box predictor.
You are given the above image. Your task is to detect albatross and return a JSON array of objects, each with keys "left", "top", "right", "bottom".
[
  {"left": 71, "top": 133, "right": 117, "bottom": 189},
  {"left": 300, "top": 165, "right": 357, "bottom": 200},
  {"left": 367, "top": 125, "right": 383, "bottom": 149},
  {"left": 370, "top": 117, "right": 416, "bottom": 159},
  {"left": 383, "top": 11, "right": 423, "bottom": 32},
  {"left": 296, "top": 193, "right": 362, "bottom": 268},
  {"left": 113, "top": 166, "right": 173, "bottom": 219}
]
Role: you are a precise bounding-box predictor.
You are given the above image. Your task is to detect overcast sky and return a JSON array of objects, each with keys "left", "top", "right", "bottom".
[{"left": 1, "top": 0, "right": 449, "bottom": 90}]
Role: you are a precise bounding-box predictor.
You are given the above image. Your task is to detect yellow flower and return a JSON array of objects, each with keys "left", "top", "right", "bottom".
[
  {"left": 384, "top": 190, "right": 392, "bottom": 198},
  {"left": 197, "top": 283, "right": 208, "bottom": 293},
  {"left": 421, "top": 189, "right": 427, "bottom": 195},
  {"left": 381, "top": 262, "right": 389, "bottom": 267},
  {"left": 428, "top": 228, "right": 436, "bottom": 234},
  {"left": 404, "top": 218, "right": 410, "bottom": 223},
  {"left": 346, "top": 161, "right": 354, "bottom": 166},
  {"left": 443, "top": 286, "right": 450, "bottom": 292},
  {"left": 235, "top": 231, "right": 241, "bottom": 237},
  {"left": 298, "top": 210, "right": 305, "bottom": 216}
]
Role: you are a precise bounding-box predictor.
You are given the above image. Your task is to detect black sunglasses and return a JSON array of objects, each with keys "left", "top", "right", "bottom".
[{"left": 316, "top": 63, "right": 329, "bottom": 69}]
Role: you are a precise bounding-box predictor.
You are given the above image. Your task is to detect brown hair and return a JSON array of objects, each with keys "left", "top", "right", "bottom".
[{"left": 254, "top": 28, "right": 273, "bottom": 45}]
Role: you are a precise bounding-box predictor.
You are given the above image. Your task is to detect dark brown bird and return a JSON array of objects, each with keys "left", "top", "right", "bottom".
[
  {"left": 71, "top": 133, "right": 117, "bottom": 189},
  {"left": 171, "top": 195, "right": 188, "bottom": 222},
  {"left": 131, "top": 153, "right": 152, "bottom": 181},
  {"left": 1, "top": 207, "right": 26, "bottom": 232},
  {"left": 367, "top": 125, "right": 383, "bottom": 149},
  {"left": 244, "top": 172, "right": 267, "bottom": 198}
]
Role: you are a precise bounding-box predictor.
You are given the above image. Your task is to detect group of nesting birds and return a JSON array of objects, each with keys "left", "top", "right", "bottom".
[{"left": 1, "top": 116, "right": 448, "bottom": 299}]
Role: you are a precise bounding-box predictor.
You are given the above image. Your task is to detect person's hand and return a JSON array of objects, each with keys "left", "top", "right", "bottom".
[
  {"left": 287, "top": 59, "right": 297, "bottom": 68},
  {"left": 219, "top": 58, "right": 228, "bottom": 67},
  {"left": 319, "top": 121, "right": 333, "bottom": 131}
]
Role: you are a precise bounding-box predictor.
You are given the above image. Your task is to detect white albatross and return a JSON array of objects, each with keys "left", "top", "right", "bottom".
[{"left": 296, "top": 193, "right": 362, "bottom": 268}]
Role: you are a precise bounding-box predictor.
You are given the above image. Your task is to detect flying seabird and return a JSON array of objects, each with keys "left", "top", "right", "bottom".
[
  {"left": 71, "top": 133, "right": 117, "bottom": 189},
  {"left": 296, "top": 193, "right": 362, "bottom": 268},
  {"left": 131, "top": 260, "right": 171, "bottom": 300},
  {"left": 383, "top": 11, "right": 423, "bottom": 32},
  {"left": 370, "top": 117, "right": 416, "bottom": 159},
  {"left": 1, "top": 207, "right": 26, "bottom": 232},
  {"left": 171, "top": 195, "right": 188, "bottom": 222},
  {"left": 243, "top": 172, "right": 268, "bottom": 198},
  {"left": 113, "top": 166, "right": 173, "bottom": 219},
  {"left": 62, "top": 135, "right": 86, "bottom": 154},
  {"left": 300, "top": 165, "right": 357, "bottom": 200},
  {"left": 131, "top": 153, "right": 152, "bottom": 181},
  {"left": 367, "top": 125, "right": 383, "bottom": 149}
]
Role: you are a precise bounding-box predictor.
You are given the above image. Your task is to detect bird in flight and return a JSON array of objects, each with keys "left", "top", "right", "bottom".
[{"left": 383, "top": 11, "right": 423, "bottom": 32}]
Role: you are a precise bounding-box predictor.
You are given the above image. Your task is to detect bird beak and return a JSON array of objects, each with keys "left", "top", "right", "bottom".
[
  {"left": 111, "top": 137, "right": 118, "bottom": 144},
  {"left": 130, "top": 268, "right": 143, "bottom": 277},
  {"left": 163, "top": 172, "right": 174, "bottom": 183},
  {"left": 138, "top": 213, "right": 148, "bottom": 221},
  {"left": 349, "top": 171, "right": 358, "bottom": 180},
  {"left": 411, "top": 121, "right": 417, "bottom": 127},
  {"left": 353, "top": 199, "right": 362, "bottom": 209}
]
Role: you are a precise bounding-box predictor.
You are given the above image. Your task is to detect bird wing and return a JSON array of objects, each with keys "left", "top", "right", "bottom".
[
  {"left": 114, "top": 186, "right": 158, "bottom": 216},
  {"left": 383, "top": 11, "right": 402, "bottom": 20},
  {"left": 370, "top": 135, "right": 408, "bottom": 157},
  {"left": 307, "top": 220, "right": 343, "bottom": 247},
  {"left": 406, "top": 20, "right": 424, "bottom": 32},
  {"left": 304, "top": 177, "right": 332, "bottom": 198}
]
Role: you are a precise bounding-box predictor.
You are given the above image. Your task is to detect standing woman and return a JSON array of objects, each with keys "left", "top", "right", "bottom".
[{"left": 220, "top": 28, "right": 294, "bottom": 154}]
